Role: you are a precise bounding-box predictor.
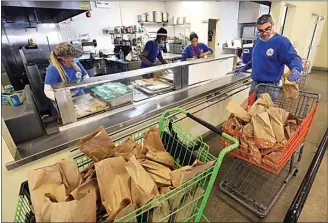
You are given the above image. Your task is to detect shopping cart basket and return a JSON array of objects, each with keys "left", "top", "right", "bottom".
[
  {"left": 299, "top": 58, "right": 311, "bottom": 90},
  {"left": 221, "top": 84, "right": 320, "bottom": 174},
  {"left": 14, "top": 108, "right": 239, "bottom": 223},
  {"left": 219, "top": 84, "right": 320, "bottom": 217}
]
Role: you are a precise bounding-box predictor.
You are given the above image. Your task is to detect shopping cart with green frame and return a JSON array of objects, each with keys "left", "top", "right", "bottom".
[{"left": 14, "top": 107, "right": 239, "bottom": 223}]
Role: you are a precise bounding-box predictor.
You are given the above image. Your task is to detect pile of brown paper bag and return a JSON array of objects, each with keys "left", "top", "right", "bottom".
[
  {"left": 223, "top": 93, "right": 302, "bottom": 169},
  {"left": 27, "top": 126, "right": 215, "bottom": 222}
]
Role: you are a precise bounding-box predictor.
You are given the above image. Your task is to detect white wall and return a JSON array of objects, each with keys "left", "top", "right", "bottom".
[
  {"left": 66, "top": 1, "right": 165, "bottom": 51},
  {"left": 164, "top": 1, "right": 239, "bottom": 55}
]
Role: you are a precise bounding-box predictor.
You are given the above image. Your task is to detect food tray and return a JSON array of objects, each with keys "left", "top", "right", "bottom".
[
  {"left": 73, "top": 93, "right": 109, "bottom": 118},
  {"left": 91, "top": 82, "right": 133, "bottom": 107},
  {"left": 91, "top": 92, "right": 133, "bottom": 107},
  {"left": 131, "top": 80, "right": 173, "bottom": 95}
]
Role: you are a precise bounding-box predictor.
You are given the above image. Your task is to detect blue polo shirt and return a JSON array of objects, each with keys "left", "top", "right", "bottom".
[
  {"left": 45, "top": 62, "right": 88, "bottom": 96},
  {"left": 181, "top": 43, "right": 213, "bottom": 61},
  {"left": 140, "top": 40, "right": 162, "bottom": 68}
]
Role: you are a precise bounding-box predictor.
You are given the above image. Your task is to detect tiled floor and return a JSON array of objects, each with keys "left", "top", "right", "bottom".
[{"left": 203, "top": 70, "right": 328, "bottom": 222}]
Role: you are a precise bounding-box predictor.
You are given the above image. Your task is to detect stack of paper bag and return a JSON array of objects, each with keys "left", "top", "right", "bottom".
[
  {"left": 40, "top": 190, "right": 97, "bottom": 222},
  {"left": 170, "top": 160, "right": 215, "bottom": 187},
  {"left": 95, "top": 156, "right": 133, "bottom": 222},
  {"left": 77, "top": 126, "right": 115, "bottom": 162},
  {"left": 141, "top": 159, "right": 171, "bottom": 187},
  {"left": 115, "top": 136, "right": 145, "bottom": 161},
  {"left": 28, "top": 160, "right": 82, "bottom": 222},
  {"left": 125, "top": 156, "right": 159, "bottom": 208},
  {"left": 252, "top": 112, "right": 276, "bottom": 146},
  {"left": 267, "top": 107, "right": 289, "bottom": 142},
  {"left": 144, "top": 127, "right": 176, "bottom": 169},
  {"left": 226, "top": 101, "right": 251, "bottom": 122}
]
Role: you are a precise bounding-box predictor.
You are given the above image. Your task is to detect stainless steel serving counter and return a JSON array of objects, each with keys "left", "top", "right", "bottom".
[{"left": 7, "top": 72, "right": 250, "bottom": 170}]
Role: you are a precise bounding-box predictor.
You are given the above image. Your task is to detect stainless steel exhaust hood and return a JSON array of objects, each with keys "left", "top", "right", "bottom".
[{"left": 1, "top": 1, "right": 90, "bottom": 23}]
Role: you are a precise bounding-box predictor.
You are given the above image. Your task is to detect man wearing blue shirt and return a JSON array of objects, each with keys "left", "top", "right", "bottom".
[
  {"left": 139, "top": 28, "right": 168, "bottom": 78},
  {"left": 234, "top": 14, "right": 303, "bottom": 94},
  {"left": 181, "top": 32, "right": 213, "bottom": 61}
]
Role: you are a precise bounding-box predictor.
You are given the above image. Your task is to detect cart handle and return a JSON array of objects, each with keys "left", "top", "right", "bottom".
[{"left": 159, "top": 107, "right": 239, "bottom": 147}]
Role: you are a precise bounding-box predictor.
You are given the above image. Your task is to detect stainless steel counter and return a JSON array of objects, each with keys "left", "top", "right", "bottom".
[{"left": 7, "top": 72, "right": 250, "bottom": 170}]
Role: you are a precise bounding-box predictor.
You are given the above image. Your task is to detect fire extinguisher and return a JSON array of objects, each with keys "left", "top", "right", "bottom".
[{"left": 86, "top": 11, "right": 91, "bottom": 18}]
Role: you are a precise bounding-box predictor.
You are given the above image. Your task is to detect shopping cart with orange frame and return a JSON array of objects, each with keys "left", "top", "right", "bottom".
[
  {"left": 219, "top": 84, "right": 320, "bottom": 217},
  {"left": 299, "top": 58, "right": 311, "bottom": 90}
]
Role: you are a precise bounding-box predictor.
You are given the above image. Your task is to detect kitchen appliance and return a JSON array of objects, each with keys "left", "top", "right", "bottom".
[
  {"left": 153, "top": 11, "right": 162, "bottom": 23},
  {"left": 183, "top": 16, "right": 190, "bottom": 24},
  {"left": 177, "top": 17, "right": 184, "bottom": 25},
  {"left": 242, "top": 26, "right": 256, "bottom": 39},
  {"left": 146, "top": 12, "right": 154, "bottom": 22},
  {"left": 172, "top": 16, "right": 177, "bottom": 25},
  {"left": 162, "top": 12, "right": 169, "bottom": 22},
  {"left": 114, "top": 45, "right": 132, "bottom": 59}
]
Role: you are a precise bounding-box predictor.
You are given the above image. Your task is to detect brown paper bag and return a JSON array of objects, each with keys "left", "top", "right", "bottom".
[
  {"left": 239, "top": 136, "right": 250, "bottom": 158},
  {"left": 226, "top": 101, "right": 251, "bottom": 122},
  {"left": 267, "top": 107, "right": 289, "bottom": 143},
  {"left": 125, "top": 156, "right": 159, "bottom": 208},
  {"left": 95, "top": 157, "right": 131, "bottom": 221},
  {"left": 252, "top": 112, "right": 276, "bottom": 146},
  {"left": 115, "top": 136, "right": 145, "bottom": 161},
  {"left": 69, "top": 178, "right": 98, "bottom": 200},
  {"left": 40, "top": 190, "right": 97, "bottom": 222},
  {"left": 56, "top": 160, "right": 82, "bottom": 194},
  {"left": 113, "top": 199, "right": 137, "bottom": 223},
  {"left": 144, "top": 127, "right": 166, "bottom": 152},
  {"left": 242, "top": 123, "right": 254, "bottom": 138},
  {"left": 170, "top": 160, "right": 215, "bottom": 187},
  {"left": 248, "top": 141, "right": 262, "bottom": 164},
  {"left": 262, "top": 151, "right": 282, "bottom": 169},
  {"left": 248, "top": 104, "right": 266, "bottom": 116},
  {"left": 149, "top": 189, "right": 170, "bottom": 223},
  {"left": 77, "top": 126, "right": 115, "bottom": 162},
  {"left": 142, "top": 159, "right": 172, "bottom": 187},
  {"left": 257, "top": 93, "right": 274, "bottom": 107},
  {"left": 146, "top": 150, "right": 176, "bottom": 169},
  {"left": 172, "top": 187, "right": 204, "bottom": 222},
  {"left": 80, "top": 163, "right": 96, "bottom": 183},
  {"left": 28, "top": 160, "right": 81, "bottom": 222},
  {"left": 282, "top": 73, "right": 299, "bottom": 100},
  {"left": 222, "top": 116, "right": 243, "bottom": 133}
]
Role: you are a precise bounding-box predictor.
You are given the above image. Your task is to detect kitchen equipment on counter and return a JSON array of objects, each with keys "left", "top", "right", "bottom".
[
  {"left": 138, "top": 14, "right": 146, "bottom": 22},
  {"left": 153, "top": 11, "right": 162, "bottom": 23},
  {"left": 146, "top": 12, "right": 154, "bottom": 22},
  {"left": 162, "top": 12, "right": 169, "bottom": 22},
  {"left": 172, "top": 16, "right": 177, "bottom": 25},
  {"left": 121, "top": 26, "right": 127, "bottom": 33},
  {"left": 114, "top": 26, "right": 121, "bottom": 33},
  {"left": 242, "top": 26, "right": 256, "bottom": 40},
  {"left": 183, "top": 16, "right": 190, "bottom": 24},
  {"left": 177, "top": 16, "right": 184, "bottom": 25}
]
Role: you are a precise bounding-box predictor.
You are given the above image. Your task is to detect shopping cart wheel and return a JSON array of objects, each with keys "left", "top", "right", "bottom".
[{"left": 293, "top": 169, "right": 299, "bottom": 176}]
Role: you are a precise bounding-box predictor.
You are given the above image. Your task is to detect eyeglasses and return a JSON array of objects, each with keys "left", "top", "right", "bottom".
[{"left": 257, "top": 26, "right": 272, "bottom": 34}]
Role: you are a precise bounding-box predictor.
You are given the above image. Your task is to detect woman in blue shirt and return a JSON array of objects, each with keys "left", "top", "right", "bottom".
[
  {"left": 44, "top": 42, "right": 89, "bottom": 100},
  {"left": 181, "top": 32, "right": 213, "bottom": 61}
]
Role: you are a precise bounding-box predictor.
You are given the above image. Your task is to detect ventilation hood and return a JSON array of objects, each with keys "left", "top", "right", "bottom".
[{"left": 1, "top": 1, "right": 90, "bottom": 23}]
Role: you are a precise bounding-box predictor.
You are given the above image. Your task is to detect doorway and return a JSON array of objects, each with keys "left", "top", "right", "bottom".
[
  {"left": 304, "top": 14, "right": 325, "bottom": 72},
  {"left": 208, "top": 19, "right": 220, "bottom": 57}
]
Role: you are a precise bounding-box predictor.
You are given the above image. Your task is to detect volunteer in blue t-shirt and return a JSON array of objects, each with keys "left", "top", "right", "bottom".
[
  {"left": 234, "top": 14, "right": 303, "bottom": 94},
  {"left": 44, "top": 42, "right": 89, "bottom": 101},
  {"left": 139, "top": 28, "right": 168, "bottom": 78},
  {"left": 181, "top": 32, "right": 213, "bottom": 61}
]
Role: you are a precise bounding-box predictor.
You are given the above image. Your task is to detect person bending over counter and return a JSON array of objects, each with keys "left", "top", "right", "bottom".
[
  {"left": 44, "top": 42, "right": 90, "bottom": 101},
  {"left": 139, "top": 28, "right": 168, "bottom": 78},
  {"left": 181, "top": 32, "right": 213, "bottom": 61}
]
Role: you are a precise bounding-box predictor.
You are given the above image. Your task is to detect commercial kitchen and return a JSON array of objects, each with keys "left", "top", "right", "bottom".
[{"left": 1, "top": 1, "right": 327, "bottom": 222}]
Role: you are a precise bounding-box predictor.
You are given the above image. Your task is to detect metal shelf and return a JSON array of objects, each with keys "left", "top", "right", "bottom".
[{"left": 138, "top": 21, "right": 168, "bottom": 25}]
